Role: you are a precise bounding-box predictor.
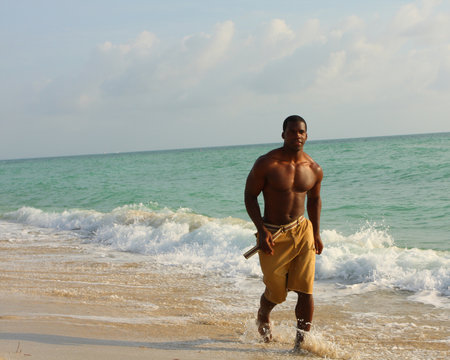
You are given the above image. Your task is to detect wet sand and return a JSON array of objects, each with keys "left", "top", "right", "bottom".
[{"left": 0, "top": 232, "right": 449, "bottom": 359}]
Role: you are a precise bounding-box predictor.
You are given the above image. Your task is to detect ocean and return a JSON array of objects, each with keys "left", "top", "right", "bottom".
[{"left": 1, "top": 132, "right": 449, "bottom": 358}]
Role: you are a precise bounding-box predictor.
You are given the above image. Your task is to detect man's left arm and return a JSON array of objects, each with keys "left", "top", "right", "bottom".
[{"left": 307, "top": 166, "right": 323, "bottom": 255}]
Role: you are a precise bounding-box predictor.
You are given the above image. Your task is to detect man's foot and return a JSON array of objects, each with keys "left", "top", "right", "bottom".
[
  {"left": 256, "top": 307, "right": 273, "bottom": 342},
  {"left": 293, "top": 329, "right": 304, "bottom": 352},
  {"left": 256, "top": 319, "right": 273, "bottom": 342},
  {"left": 256, "top": 294, "right": 276, "bottom": 343}
]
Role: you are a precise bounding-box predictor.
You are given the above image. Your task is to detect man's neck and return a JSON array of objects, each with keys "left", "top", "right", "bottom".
[{"left": 281, "top": 146, "right": 304, "bottom": 161}]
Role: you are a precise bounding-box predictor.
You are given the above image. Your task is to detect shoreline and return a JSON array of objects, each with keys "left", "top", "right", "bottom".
[
  {"left": 1, "top": 229, "right": 449, "bottom": 359},
  {"left": 2, "top": 288, "right": 449, "bottom": 360}
]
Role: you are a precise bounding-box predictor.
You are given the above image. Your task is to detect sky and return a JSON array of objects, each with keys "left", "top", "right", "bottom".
[{"left": 1, "top": 0, "right": 450, "bottom": 160}]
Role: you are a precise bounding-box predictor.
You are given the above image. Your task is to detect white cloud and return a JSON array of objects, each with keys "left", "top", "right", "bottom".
[
  {"left": 260, "top": 18, "right": 325, "bottom": 65},
  {"left": 391, "top": 0, "right": 449, "bottom": 44},
  {"left": 99, "top": 30, "right": 158, "bottom": 55},
  {"left": 195, "top": 20, "right": 234, "bottom": 70},
  {"left": 331, "top": 15, "right": 365, "bottom": 39},
  {"left": 34, "top": 4, "right": 450, "bottom": 113},
  {"left": 3, "top": 1, "right": 449, "bottom": 158},
  {"left": 264, "top": 18, "right": 295, "bottom": 44},
  {"left": 392, "top": 2, "right": 428, "bottom": 32},
  {"left": 316, "top": 51, "right": 347, "bottom": 84}
]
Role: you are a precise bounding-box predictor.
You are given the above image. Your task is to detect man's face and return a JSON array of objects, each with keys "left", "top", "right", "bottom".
[{"left": 282, "top": 121, "right": 307, "bottom": 151}]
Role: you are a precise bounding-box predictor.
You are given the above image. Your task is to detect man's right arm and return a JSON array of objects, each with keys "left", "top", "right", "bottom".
[{"left": 244, "top": 158, "right": 275, "bottom": 255}]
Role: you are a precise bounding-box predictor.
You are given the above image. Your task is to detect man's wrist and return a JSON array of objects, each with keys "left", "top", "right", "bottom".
[
  {"left": 253, "top": 221, "right": 266, "bottom": 232},
  {"left": 258, "top": 222, "right": 270, "bottom": 232}
]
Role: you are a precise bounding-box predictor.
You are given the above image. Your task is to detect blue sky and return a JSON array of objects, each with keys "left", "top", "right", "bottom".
[{"left": 1, "top": 0, "right": 450, "bottom": 159}]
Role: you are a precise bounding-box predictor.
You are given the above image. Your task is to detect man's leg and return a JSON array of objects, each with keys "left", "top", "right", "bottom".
[
  {"left": 257, "top": 293, "right": 276, "bottom": 342},
  {"left": 294, "top": 291, "right": 314, "bottom": 348}
]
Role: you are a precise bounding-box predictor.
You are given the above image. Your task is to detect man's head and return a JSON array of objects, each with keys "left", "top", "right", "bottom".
[
  {"left": 283, "top": 115, "right": 307, "bottom": 132},
  {"left": 282, "top": 115, "right": 308, "bottom": 152}
]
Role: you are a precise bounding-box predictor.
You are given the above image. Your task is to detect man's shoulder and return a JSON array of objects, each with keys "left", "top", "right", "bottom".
[
  {"left": 251, "top": 148, "right": 283, "bottom": 173},
  {"left": 303, "top": 152, "right": 323, "bottom": 177},
  {"left": 303, "top": 152, "right": 319, "bottom": 165},
  {"left": 255, "top": 148, "right": 284, "bottom": 164}
]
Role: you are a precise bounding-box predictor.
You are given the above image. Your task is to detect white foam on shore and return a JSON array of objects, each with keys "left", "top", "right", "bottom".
[
  {"left": 2, "top": 205, "right": 449, "bottom": 308},
  {"left": 3, "top": 312, "right": 189, "bottom": 325}
]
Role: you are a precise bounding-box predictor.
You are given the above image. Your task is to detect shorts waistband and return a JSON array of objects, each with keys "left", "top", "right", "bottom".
[
  {"left": 243, "top": 216, "right": 306, "bottom": 260},
  {"left": 264, "top": 216, "right": 305, "bottom": 236}
]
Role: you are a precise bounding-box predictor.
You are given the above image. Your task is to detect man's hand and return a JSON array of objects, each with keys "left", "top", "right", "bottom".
[
  {"left": 258, "top": 228, "right": 275, "bottom": 255},
  {"left": 314, "top": 235, "right": 323, "bottom": 255}
]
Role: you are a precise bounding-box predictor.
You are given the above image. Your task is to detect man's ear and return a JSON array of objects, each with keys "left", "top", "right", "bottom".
[{"left": 281, "top": 131, "right": 285, "bottom": 139}]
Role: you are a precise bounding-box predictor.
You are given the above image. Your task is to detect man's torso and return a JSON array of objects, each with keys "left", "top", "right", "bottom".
[{"left": 261, "top": 149, "right": 319, "bottom": 225}]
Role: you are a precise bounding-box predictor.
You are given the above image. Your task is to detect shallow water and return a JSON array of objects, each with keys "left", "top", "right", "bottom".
[{"left": 1, "top": 222, "right": 448, "bottom": 359}]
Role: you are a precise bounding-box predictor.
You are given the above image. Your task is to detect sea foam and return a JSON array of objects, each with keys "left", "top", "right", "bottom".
[{"left": 3, "top": 205, "right": 449, "bottom": 307}]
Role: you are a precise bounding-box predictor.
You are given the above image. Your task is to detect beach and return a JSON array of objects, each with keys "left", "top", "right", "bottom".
[
  {"left": 1, "top": 134, "right": 449, "bottom": 359},
  {"left": 1, "top": 221, "right": 448, "bottom": 359},
  {"left": 2, "top": 0, "right": 450, "bottom": 356}
]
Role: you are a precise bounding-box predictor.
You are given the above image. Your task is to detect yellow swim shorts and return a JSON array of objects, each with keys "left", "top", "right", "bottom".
[{"left": 258, "top": 217, "right": 316, "bottom": 304}]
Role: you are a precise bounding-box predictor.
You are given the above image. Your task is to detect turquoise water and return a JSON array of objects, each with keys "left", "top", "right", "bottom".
[
  {"left": 1, "top": 132, "right": 449, "bottom": 307},
  {"left": 1, "top": 132, "right": 449, "bottom": 250}
]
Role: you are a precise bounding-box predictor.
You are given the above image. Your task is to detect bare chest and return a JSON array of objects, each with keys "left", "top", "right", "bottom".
[{"left": 266, "top": 163, "right": 316, "bottom": 193}]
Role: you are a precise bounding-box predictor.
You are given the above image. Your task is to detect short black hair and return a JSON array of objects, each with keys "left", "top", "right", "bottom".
[{"left": 283, "top": 115, "right": 307, "bottom": 132}]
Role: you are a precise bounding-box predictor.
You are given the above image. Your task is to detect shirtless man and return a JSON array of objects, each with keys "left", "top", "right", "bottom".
[{"left": 244, "top": 115, "right": 323, "bottom": 349}]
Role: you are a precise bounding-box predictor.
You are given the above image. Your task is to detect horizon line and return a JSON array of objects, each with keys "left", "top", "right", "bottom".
[{"left": 1, "top": 130, "right": 449, "bottom": 162}]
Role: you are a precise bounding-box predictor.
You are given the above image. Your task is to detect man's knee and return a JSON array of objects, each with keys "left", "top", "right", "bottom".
[
  {"left": 260, "top": 293, "right": 277, "bottom": 309},
  {"left": 264, "top": 287, "right": 288, "bottom": 304},
  {"left": 295, "top": 291, "right": 313, "bottom": 303}
]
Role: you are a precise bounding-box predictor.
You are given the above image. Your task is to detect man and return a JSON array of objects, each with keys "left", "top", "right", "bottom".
[{"left": 244, "top": 115, "right": 323, "bottom": 349}]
